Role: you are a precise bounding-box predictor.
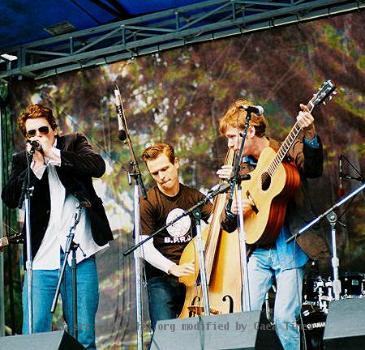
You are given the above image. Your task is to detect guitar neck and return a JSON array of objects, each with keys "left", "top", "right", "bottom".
[
  {"left": 267, "top": 122, "right": 301, "bottom": 176},
  {"left": 267, "top": 101, "right": 315, "bottom": 176}
]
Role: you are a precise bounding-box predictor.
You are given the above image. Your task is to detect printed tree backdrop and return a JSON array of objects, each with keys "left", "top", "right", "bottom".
[{"left": 3, "top": 10, "right": 365, "bottom": 349}]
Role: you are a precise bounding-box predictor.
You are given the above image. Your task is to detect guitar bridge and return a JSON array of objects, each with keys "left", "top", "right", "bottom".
[
  {"left": 246, "top": 191, "right": 259, "bottom": 214},
  {"left": 187, "top": 306, "right": 219, "bottom": 316}
]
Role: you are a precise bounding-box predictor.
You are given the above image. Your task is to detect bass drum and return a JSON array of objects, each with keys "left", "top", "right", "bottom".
[{"left": 298, "top": 304, "right": 326, "bottom": 350}]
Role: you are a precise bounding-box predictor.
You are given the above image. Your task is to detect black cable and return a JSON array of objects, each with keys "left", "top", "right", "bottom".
[
  {"left": 341, "top": 154, "right": 363, "bottom": 178},
  {"left": 293, "top": 241, "right": 308, "bottom": 350}
]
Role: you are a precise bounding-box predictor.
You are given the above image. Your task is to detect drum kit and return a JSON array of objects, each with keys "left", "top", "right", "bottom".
[
  {"left": 300, "top": 268, "right": 365, "bottom": 349},
  {"left": 303, "top": 271, "right": 365, "bottom": 313},
  {"left": 289, "top": 155, "right": 365, "bottom": 349}
]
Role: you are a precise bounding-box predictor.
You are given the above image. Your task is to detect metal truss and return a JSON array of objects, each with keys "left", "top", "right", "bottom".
[{"left": 0, "top": 0, "right": 364, "bottom": 80}]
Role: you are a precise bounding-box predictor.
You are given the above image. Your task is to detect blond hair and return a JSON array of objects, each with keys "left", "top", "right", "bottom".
[{"left": 219, "top": 98, "right": 267, "bottom": 137}]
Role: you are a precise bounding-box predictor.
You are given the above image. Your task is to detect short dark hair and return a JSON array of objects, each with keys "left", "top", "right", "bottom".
[{"left": 17, "top": 104, "right": 58, "bottom": 137}]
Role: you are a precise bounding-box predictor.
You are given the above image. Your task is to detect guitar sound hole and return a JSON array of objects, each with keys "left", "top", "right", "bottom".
[{"left": 261, "top": 172, "right": 271, "bottom": 191}]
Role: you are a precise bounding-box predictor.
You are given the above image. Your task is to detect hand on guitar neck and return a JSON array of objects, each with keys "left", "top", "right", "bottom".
[{"left": 297, "top": 103, "right": 316, "bottom": 140}]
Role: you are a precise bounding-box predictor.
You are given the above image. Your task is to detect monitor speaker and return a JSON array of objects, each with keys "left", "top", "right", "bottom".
[
  {"left": 323, "top": 298, "right": 365, "bottom": 350},
  {"left": 0, "top": 330, "right": 85, "bottom": 349},
  {"left": 150, "top": 311, "right": 282, "bottom": 350}
]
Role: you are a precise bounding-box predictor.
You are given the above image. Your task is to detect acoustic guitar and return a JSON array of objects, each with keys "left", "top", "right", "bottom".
[{"left": 242, "top": 80, "right": 336, "bottom": 246}]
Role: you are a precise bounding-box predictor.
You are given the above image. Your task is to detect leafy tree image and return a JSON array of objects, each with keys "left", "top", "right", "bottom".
[{"left": 3, "top": 11, "right": 365, "bottom": 348}]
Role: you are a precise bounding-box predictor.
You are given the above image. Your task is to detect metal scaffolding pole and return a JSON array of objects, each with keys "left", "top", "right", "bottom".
[
  {"left": 0, "top": 0, "right": 364, "bottom": 80},
  {"left": 0, "top": 80, "right": 7, "bottom": 337}
]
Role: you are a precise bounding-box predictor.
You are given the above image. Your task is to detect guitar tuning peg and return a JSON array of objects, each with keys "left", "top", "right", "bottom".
[
  {"left": 323, "top": 101, "right": 326, "bottom": 105},
  {"left": 333, "top": 91, "right": 337, "bottom": 95},
  {"left": 329, "top": 96, "right": 333, "bottom": 100}
]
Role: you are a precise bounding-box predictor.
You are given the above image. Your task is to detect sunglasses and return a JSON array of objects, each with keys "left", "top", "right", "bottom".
[{"left": 26, "top": 126, "right": 50, "bottom": 138}]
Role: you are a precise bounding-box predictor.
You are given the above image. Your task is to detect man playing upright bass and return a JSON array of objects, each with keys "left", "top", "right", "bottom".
[{"left": 139, "top": 142, "right": 235, "bottom": 331}]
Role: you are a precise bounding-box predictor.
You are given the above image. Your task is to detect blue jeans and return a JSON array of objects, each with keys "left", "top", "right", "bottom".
[
  {"left": 147, "top": 276, "right": 185, "bottom": 330},
  {"left": 248, "top": 248, "right": 304, "bottom": 350},
  {"left": 22, "top": 255, "right": 99, "bottom": 350}
]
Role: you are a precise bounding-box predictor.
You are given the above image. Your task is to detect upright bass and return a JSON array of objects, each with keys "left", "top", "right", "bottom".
[{"left": 178, "top": 149, "right": 242, "bottom": 318}]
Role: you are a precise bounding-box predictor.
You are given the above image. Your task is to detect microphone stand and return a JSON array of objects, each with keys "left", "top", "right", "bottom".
[
  {"left": 286, "top": 182, "right": 365, "bottom": 300},
  {"left": 18, "top": 149, "right": 35, "bottom": 334},
  {"left": 191, "top": 206, "right": 210, "bottom": 316},
  {"left": 115, "top": 85, "right": 147, "bottom": 350},
  {"left": 50, "top": 204, "right": 85, "bottom": 340},
  {"left": 227, "top": 110, "right": 253, "bottom": 312}
]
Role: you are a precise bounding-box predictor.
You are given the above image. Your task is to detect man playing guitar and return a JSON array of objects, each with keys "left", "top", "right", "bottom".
[{"left": 217, "top": 98, "right": 329, "bottom": 350}]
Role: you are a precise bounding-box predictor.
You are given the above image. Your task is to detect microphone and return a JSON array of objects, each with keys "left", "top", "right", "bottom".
[
  {"left": 206, "top": 182, "right": 231, "bottom": 201},
  {"left": 338, "top": 155, "right": 345, "bottom": 197},
  {"left": 27, "top": 140, "right": 42, "bottom": 153},
  {"left": 114, "top": 86, "right": 127, "bottom": 141},
  {"left": 241, "top": 105, "right": 264, "bottom": 116}
]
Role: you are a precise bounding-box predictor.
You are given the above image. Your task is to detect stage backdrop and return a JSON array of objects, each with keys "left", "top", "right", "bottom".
[{"left": 3, "top": 10, "right": 365, "bottom": 349}]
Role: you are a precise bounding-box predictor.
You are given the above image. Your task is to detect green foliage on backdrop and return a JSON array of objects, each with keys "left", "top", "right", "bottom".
[
  {"left": 1, "top": 80, "right": 22, "bottom": 335},
  {"left": 3, "top": 11, "right": 365, "bottom": 348}
]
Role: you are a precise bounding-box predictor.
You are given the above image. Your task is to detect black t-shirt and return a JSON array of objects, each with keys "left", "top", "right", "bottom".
[{"left": 140, "top": 184, "right": 212, "bottom": 279}]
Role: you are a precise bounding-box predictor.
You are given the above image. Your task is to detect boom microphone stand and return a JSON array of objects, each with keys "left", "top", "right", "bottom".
[
  {"left": 115, "top": 85, "right": 147, "bottom": 350},
  {"left": 287, "top": 182, "right": 365, "bottom": 300}
]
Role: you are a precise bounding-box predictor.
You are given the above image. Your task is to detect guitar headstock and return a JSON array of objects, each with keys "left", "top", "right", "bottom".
[{"left": 308, "top": 80, "right": 336, "bottom": 112}]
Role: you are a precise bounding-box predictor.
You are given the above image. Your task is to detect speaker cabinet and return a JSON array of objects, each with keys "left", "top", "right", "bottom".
[
  {"left": 323, "top": 298, "right": 365, "bottom": 350},
  {"left": 150, "top": 311, "right": 282, "bottom": 350},
  {"left": 0, "top": 331, "right": 85, "bottom": 350}
]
